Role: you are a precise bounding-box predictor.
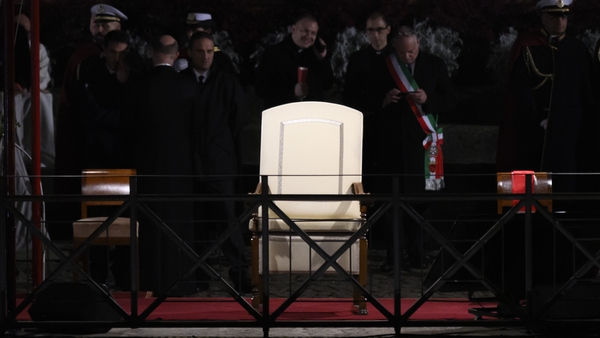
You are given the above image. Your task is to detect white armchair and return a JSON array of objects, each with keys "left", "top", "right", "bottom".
[{"left": 249, "top": 102, "right": 368, "bottom": 314}]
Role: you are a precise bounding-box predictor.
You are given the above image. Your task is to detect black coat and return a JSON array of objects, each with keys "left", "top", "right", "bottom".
[
  {"left": 73, "top": 54, "right": 136, "bottom": 168},
  {"left": 180, "top": 65, "right": 251, "bottom": 275},
  {"left": 130, "top": 65, "right": 202, "bottom": 296},
  {"left": 366, "top": 49, "right": 456, "bottom": 193},
  {"left": 255, "top": 36, "right": 334, "bottom": 109},
  {"left": 131, "top": 66, "right": 200, "bottom": 179},
  {"left": 180, "top": 66, "right": 250, "bottom": 177},
  {"left": 343, "top": 44, "right": 394, "bottom": 115},
  {"left": 343, "top": 44, "right": 395, "bottom": 174},
  {"left": 504, "top": 32, "right": 595, "bottom": 192}
]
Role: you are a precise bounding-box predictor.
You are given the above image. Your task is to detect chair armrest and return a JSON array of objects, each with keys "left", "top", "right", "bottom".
[
  {"left": 352, "top": 182, "right": 365, "bottom": 195},
  {"left": 245, "top": 183, "right": 262, "bottom": 210},
  {"left": 252, "top": 182, "right": 262, "bottom": 195},
  {"left": 245, "top": 182, "right": 272, "bottom": 210},
  {"left": 352, "top": 182, "right": 373, "bottom": 207}
]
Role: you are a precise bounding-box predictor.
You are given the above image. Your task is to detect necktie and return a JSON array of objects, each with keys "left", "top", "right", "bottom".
[
  {"left": 198, "top": 75, "right": 205, "bottom": 84},
  {"left": 407, "top": 63, "right": 414, "bottom": 75}
]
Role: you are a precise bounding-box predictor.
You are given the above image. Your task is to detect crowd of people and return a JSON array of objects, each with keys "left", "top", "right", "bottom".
[
  {"left": 6, "top": 0, "right": 600, "bottom": 295},
  {"left": 48, "top": 4, "right": 252, "bottom": 296}
]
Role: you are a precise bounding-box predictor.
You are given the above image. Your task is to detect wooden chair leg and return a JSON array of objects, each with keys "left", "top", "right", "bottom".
[
  {"left": 251, "top": 234, "right": 262, "bottom": 310},
  {"left": 352, "top": 236, "right": 368, "bottom": 315}
]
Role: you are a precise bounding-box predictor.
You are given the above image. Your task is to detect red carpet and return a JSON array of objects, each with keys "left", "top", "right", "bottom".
[{"left": 16, "top": 296, "right": 498, "bottom": 321}]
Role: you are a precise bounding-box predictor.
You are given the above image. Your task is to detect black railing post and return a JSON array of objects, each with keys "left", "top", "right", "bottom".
[
  {"left": 129, "top": 174, "right": 139, "bottom": 325},
  {"left": 525, "top": 173, "right": 533, "bottom": 320},
  {"left": 261, "top": 175, "right": 270, "bottom": 338},
  {"left": 392, "top": 175, "right": 402, "bottom": 335}
]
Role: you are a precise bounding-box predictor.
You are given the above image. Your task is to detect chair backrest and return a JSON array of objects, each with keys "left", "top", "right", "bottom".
[
  {"left": 497, "top": 171, "right": 552, "bottom": 214},
  {"left": 81, "top": 169, "right": 137, "bottom": 218},
  {"left": 259, "top": 102, "right": 363, "bottom": 219}
]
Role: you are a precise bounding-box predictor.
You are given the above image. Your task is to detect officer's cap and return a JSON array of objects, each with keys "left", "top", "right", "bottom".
[
  {"left": 536, "top": 0, "right": 572, "bottom": 15},
  {"left": 91, "top": 4, "right": 128, "bottom": 23},
  {"left": 186, "top": 13, "right": 214, "bottom": 27}
]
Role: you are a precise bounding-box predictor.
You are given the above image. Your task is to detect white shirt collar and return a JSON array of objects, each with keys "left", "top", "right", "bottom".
[{"left": 193, "top": 68, "right": 210, "bottom": 83}]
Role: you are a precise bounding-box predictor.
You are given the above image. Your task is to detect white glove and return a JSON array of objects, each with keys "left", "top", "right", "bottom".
[{"left": 173, "top": 58, "right": 188, "bottom": 72}]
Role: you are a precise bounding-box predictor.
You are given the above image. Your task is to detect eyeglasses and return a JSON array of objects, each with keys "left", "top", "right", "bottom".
[
  {"left": 397, "top": 31, "right": 416, "bottom": 37},
  {"left": 366, "top": 27, "right": 388, "bottom": 34}
]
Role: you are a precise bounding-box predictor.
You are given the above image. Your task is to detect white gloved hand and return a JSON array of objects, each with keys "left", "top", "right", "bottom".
[{"left": 173, "top": 58, "right": 188, "bottom": 72}]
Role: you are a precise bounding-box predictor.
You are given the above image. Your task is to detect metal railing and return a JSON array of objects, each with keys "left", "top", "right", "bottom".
[{"left": 2, "top": 173, "right": 600, "bottom": 337}]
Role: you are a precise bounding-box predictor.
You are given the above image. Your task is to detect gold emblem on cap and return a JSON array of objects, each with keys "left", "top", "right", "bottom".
[
  {"left": 98, "top": 5, "right": 106, "bottom": 13},
  {"left": 557, "top": 0, "right": 564, "bottom": 8}
]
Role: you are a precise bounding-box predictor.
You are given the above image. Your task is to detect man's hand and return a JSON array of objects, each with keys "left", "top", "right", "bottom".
[
  {"left": 294, "top": 82, "right": 309, "bottom": 98},
  {"left": 383, "top": 89, "right": 402, "bottom": 107},
  {"left": 406, "top": 89, "right": 427, "bottom": 105},
  {"left": 313, "top": 37, "right": 327, "bottom": 60}
]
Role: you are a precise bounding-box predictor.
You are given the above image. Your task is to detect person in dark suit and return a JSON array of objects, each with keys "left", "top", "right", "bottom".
[
  {"left": 55, "top": 4, "right": 145, "bottom": 180},
  {"left": 173, "top": 12, "right": 236, "bottom": 75},
  {"left": 255, "top": 12, "right": 333, "bottom": 109},
  {"left": 73, "top": 30, "right": 136, "bottom": 169},
  {"left": 180, "top": 31, "right": 251, "bottom": 293},
  {"left": 342, "top": 12, "right": 393, "bottom": 244},
  {"left": 52, "top": 4, "right": 146, "bottom": 241},
  {"left": 343, "top": 11, "right": 392, "bottom": 115},
  {"left": 367, "top": 25, "right": 456, "bottom": 271},
  {"left": 130, "top": 35, "right": 201, "bottom": 296},
  {"left": 71, "top": 30, "right": 138, "bottom": 290}
]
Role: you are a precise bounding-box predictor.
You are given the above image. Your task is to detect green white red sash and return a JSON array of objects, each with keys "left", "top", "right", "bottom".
[{"left": 386, "top": 53, "right": 444, "bottom": 191}]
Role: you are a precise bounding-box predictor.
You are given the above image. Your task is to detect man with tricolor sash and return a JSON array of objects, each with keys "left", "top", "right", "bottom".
[{"left": 367, "top": 24, "right": 456, "bottom": 271}]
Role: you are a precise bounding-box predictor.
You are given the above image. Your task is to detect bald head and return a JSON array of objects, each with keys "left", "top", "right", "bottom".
[
  {"left": 393, "top": 26, "right": 420, "bottom": 64},
  {"left": 151, "top": 35, "right": 180, "bottom": 66},
  {"left": 15, "top": 14, "right": 31, "bottom": 32}
]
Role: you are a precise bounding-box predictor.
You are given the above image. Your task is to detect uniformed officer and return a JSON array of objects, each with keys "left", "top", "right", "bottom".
[
  {"left": 497, "top": 0, "right": 595, "bottom": 194},
  {"left": 53, "top": 3, "right": 144, "bottom": 239},
  {"left": 89, "top": 4, "right": 128, "bottom": 45}
]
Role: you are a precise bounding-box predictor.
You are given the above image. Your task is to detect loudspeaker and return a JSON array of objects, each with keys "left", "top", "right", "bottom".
[{"left": 28, "top": 282, "right": 122, "bottom": 334}]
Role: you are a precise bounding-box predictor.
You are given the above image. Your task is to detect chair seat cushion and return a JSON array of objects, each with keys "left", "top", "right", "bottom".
[
  {"left": 258, "top": 234, "right": 360, "bottom": 274},
  {"left": 72, "top": 217, "right": 138, "bottom": 246},
  {"left": 251, "top": 217, "right": 362, "bottom": 232}
]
